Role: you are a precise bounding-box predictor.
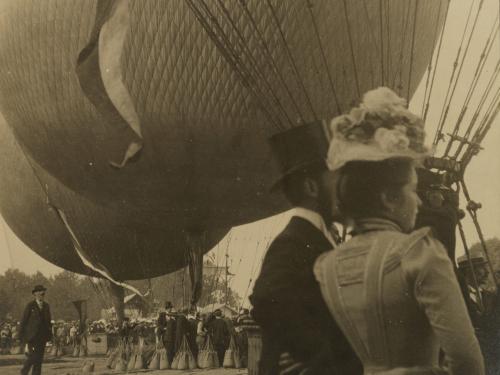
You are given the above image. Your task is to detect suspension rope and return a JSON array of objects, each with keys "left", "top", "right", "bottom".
[
  {"left": 474, "top": 78, "right": 500, "bottom": 138},
  {"left": 392, "top": 1, "right": 412, "bottom": 91},
  {"left": 456, "top": 66, "right": 500, "bottom": 164},
  {"left": 457, "top": 219, "right": 485, "bottom": 313},
  {"left": 185, "top": 0, "right": 285, "bottom": 130},
  {"left": 341, "top": 0, "right": 361, "bottom": 99},
  {"left": 452, "top": 22, "right": 499, "bottom": 159},
  {"left": 440, "top": 0, "right": 486, "bottom": 153},
  {"left": 87, "top": 278, "right": 110, "bottom": 310},
  {"left": 433, "top": 0, "right": 477, "bottom": 146},
  {"left": 384, "top": 0, "right": 391, "bottom": 86},
  {"left": 461, "top": 88, "right": 500, "bottom": 168},
  {"left": 197, "top": 0, "right": 286, "bottom": 129},
  {"left": 265, "top": 0, "right": 318, "bottom": 121},
  {"left": 421, "top": 0, "right": 448, "bottom": 120},
  {"left": 465, "top": 83, "right": 500, "bottom": 162},
  {"left": 238, "top": 240, "right": 261, "bottom": 307},
  {"left": 306, "top": 0, "right": 341, "bottom": 114},
  {"left": 447, "top": 16, "right": 498, "bottom": 159},
  {"left": 460, "top": 180, "right": 498, "bottom": 289},
  {"left": 237, "top": 0, "right": 306, "bottom": 124},
  {"left": 360, "top": 0, "right": 381, "bottom": 87},
  {"left": 406, "top": 0, "right": 420, "bottom": 101},
  {"left": 379, "top": 0, "right": 385, "bottom": 85},
  {"left": 213, "top": 0, "right": 295, "bottom": 126},
  {"left": 208, "top": 232, "right": 232, "bottom": 309}
]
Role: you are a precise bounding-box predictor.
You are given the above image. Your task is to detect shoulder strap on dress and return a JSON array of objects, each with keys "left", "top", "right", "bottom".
[
  {"left": 363, "top": 229, "right": 431, "bottom": 366},
  {"left": 315, "top": 251, "right": 371, "bottom": 362}
]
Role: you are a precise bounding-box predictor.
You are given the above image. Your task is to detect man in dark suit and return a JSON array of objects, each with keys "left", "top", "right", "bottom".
[
  {"left": 20, "top": 284, "right": 52, "bottom": 375},
  {"left": 165, "top": 311, "right": 177, "bottom": 366},
  {"left": 207, "top": 309, "right": 230, "bottom": 367},
  {"left": 250, "top": 122, "right": 362, "bottom": 375}
]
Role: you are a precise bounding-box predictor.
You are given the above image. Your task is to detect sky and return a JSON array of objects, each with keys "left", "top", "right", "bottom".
[{"left": 1, "top": 0, "right": 499, "bottom": 308}]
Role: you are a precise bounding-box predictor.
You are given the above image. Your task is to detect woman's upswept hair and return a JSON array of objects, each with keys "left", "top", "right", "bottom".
[{"left": 337, "top": 158, "right": 414, "bottom": 220}]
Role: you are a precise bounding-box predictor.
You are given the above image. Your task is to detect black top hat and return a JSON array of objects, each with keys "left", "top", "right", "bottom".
[
  {"left": 32, "top": 284, "right": 47, "bottom": 294},
  {"left": 269, "top": 121, "right": 330, "bottom": 191}
]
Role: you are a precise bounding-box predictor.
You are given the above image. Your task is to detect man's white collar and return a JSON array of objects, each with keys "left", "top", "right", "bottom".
[{"left": 291, "top": 207, "right": 336, "bottom": 247}]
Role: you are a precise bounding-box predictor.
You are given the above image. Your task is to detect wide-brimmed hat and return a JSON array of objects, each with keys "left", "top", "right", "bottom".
[
  {"left": 269, "top": 121, "right": 330, "bottom": 191},
  {"left": 32, "top": 284, "right": 47, "bottom": 294},
  {"left": 326, "top": 87, "right": 428, "bottom": 172},
  {"left": 457, "top": 251, "right": 488, "bottom": 268}
]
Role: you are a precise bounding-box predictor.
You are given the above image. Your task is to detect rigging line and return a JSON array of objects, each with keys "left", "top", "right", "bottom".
[
  {"left": 87, "top": 278, "right": 108, "bottom": 310},
  {"left": 452, "top": 22, "right": 500, "bottom": 159},
  {"left": 360, "top": 0, "right": 381, "bottom": 58},
  {"left": 237, "top": 0, "right": 306, "bottom": 124},
  {"left": 468, "top": 60, "right": 500, "bottom": 133},
  {"left": 185, "top": 0, "right": 284, "bottom": 131},
  {"left": 423, "top": 0, "right": 451, "bottom": 122},
  {"left": 265, "top": 0, "right": 318, "bottom": 121},
  {"left": 457, "top": 219, "right": 485, "bottom": 313},
  {"left": 228, "top": 255, "right": 243, "bottom": 291},
  {"left": 467, "top": 89, "right": 500, "bottom": 159},
  {"left": 240, "top": 241, "right": 263, "bottom": 308},
  {"left": 384, "top": 0, "right": 392, "bottom": 86},
  {"left": 341, "top": 0, "right": 361, "bottom": 99},
  {"left": 462, "top": 81, "right": 500, "bottom": 165},
  {"left": 474, "top": 62, "right": 500, "bottom": 132},
  {"left": 433, "top": 0, "right": 476, "bottom": 145},
  {"left": 240, "top": 217, "right": 282, "bottom": 306},
  {"left": 421, "top": 0, "right": 446, "bottom": 118},
  {"left": 449, "top": 16, "right": 498, "bottom": 140},
  {"left": 392, "top": 0, "right": 412, "bottom": 90},
  {"left": 208, "top": 232, "right": 232, "bottom": 306},
  {"left": 193, "top": 0, "right": 286, "bottom": 129},
  {"left": 437, "top": 0, "right": 484, "bottom": 148},
  {"left": 213, "top": 0, "right": 295, "bottom": 126},
  {"left": 406, "top": 0, "right": 420, "bottom": 101},
  {"left": 379, "top": 0, "right": 385, "bottom": 85},
  {"left": 306, "top": 0, "right": 341, "bottom": 114},
  {"left": 456, "top": 66, "right": 500, "bottom": 162},
  {"left": 360, "top": 0, "right": 380, "bottom": 88},
  {"left": 460, "top": 179, "right": 498, "bottom": 289}
]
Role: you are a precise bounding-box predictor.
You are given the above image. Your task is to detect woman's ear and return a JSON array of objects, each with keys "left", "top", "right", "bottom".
[{"left": 303, "top": 177, "right": 320, "bottom": 198}]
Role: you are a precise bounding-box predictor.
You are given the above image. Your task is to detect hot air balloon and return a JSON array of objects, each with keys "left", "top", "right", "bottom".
[{"left": 0, "top": 0, "right": 447, "bottom": 281}]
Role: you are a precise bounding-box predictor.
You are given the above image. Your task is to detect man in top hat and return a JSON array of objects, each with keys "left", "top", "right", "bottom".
[
  {"left": 250, "top": 122, "right": 362, "bottom": 375},
  {"left": 20, "top": 285, "right": 52, "bottom": 375}
]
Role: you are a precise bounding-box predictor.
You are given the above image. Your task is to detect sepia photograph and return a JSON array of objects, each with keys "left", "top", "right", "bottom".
[{"left": 0, "top": 1, "right": 499, "bottom": 374}]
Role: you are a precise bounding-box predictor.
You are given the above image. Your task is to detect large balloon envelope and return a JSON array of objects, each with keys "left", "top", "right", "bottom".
[
  {"left": 0, "top": 115, "right": 225, "bottom": 279},
  {"left": 0, "top": 0, "right": 447, "bottom": 279}
]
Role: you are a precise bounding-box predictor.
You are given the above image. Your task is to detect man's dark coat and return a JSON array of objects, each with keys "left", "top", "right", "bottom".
[
  {"left": 19, "top": 300, "right": 52, "bottom": 375},
  {"left": 250, "top": 216, "right": 362, "bottom": 375},
  {"left": 19, "top": 300, "right": 52, "bottom": 345}
]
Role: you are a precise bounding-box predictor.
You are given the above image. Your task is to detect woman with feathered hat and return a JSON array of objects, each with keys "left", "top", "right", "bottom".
[{"left": 314, "top": 88, "right": 484, "bottom": 375}]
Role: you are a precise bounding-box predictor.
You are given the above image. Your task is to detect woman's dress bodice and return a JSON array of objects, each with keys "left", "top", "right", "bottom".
[{"left": 314, "top": 219, "right": 484, "bottom": 375}]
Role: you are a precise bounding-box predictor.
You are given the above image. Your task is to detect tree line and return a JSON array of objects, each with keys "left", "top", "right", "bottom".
[{"left": 0, "top": 263, "right": 242, "bottom": 322}]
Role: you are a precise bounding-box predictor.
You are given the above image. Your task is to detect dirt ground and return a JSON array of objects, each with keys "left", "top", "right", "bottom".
[{"left": 0, "top": 354, "right": 249, "bottom": 375}]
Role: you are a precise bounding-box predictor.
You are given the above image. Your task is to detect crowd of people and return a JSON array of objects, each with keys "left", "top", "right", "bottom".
[
  {"left": 2, "top": 301, "right": 251, "bottom": 371},
  {"left": 109, "top": 304, "right": 251, "bottom": 369}
]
